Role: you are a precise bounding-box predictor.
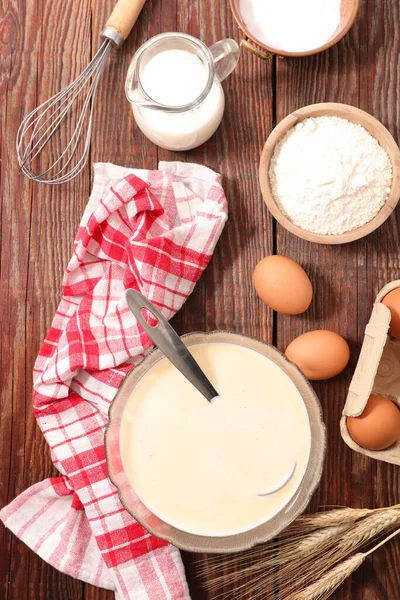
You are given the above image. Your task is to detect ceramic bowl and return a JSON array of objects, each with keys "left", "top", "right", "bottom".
[
  {"left": 105, "top": 331, "right": 326, "bottom": 553},
  {"left": 229, "top": 0, "right": 360, "bottom": 59},
  {"left": 260, "top": 102, "right": 400, "bottom": 245}
]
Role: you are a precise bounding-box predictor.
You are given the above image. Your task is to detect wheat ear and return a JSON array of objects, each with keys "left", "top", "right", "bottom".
[
  {"left": 203, "top": 506, "right": 375, "bottom": 577},
  {"left": 285, "top": 554, "right": 366, "bottom": 600},
  {"left": 287, "top": 526, "right": 400, "bottom": 600},
  {"left": 268, "top": 509, "right": 400, "bottom": 598},
  {"left": 202, "top": 523, "right": 349, "bottom": 591},
  {"left": 203, "top": 523, "right": 351, "bottom": 596},
  {"left": 334, "top": 508, "right": 400, "bottom": 555},
  {"left": 206, "top": 510, "right": 396, "bottom": 595},
  {"left": 202, "top": 521, "right": 352, "bottom": 580},
  {"left": 202, "top": 509, "right": 400, "bottom": 599},
  {"left": 291, "top": 507, "right": 373, "bottom": 531}
]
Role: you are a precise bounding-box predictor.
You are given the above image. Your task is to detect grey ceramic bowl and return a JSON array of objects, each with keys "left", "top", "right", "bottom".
[{"left": 105, "top": 331, "right": 326, "bottom": 553}]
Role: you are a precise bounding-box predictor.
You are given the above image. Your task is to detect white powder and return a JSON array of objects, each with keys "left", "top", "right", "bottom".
[
  {"left": 269, "top": 117, "right": 393, "bottom": 235},
  {"left": 240, "top": 0, "right": 342, "bottom": 53}
]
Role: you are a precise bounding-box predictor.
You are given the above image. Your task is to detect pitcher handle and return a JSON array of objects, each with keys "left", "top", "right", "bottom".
[{"left": 209, "top": 39, "right": 240, "bottom": 82}]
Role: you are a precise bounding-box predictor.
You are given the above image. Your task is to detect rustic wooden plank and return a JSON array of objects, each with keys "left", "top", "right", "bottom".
[
  {"left": 0, "top": 0, "right": 40, "bottom": 596},
  {"left": 1, "top": 0, "right": 89, "bottom": 595},
  {"left": 91, "top": 0, "right": 159, "bottom": 172},
  {"left": 84, "top": 585, "right": 114, "bottom": 600},
  {"left": 273, "top": 0, "right": 400, "bottom": 598},
  {"left": 178, "top": 0, "right": 274, "bottom": 338},
  {"left": 356, "top": 0, "right": 400, "bottom": 598},
  {"left": 23, "top": 0, "right": 91, "bottom": 595}
]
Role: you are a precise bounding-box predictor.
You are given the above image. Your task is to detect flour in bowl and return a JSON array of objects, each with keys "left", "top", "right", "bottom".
[{"left": 269, "top": 116, "right": 393, "bottom": 235}]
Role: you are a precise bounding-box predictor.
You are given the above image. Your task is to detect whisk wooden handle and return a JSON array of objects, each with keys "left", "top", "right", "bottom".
[{"left": 102, "top": 0, "right": 147, "bottom": 47}]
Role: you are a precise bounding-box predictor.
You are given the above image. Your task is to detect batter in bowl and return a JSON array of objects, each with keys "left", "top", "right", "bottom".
[{"left": 120, "top": 342, "right": 311, "bottom": 537}]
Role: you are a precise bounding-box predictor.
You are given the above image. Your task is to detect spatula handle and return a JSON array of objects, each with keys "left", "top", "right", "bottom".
[
  {"left": 102, "top": 0, "right": 147, "bottom": 48},
  {"left": 126, "top": 289, "right": 218, "bottom": 402}
]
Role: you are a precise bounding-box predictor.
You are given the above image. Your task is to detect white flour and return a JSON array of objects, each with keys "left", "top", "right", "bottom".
[
  {"left": 269, "top": 117, "right": 393, "bottom": 235},
  {"left": 240, "top": 0, "right": 342, "bottom": 53}
]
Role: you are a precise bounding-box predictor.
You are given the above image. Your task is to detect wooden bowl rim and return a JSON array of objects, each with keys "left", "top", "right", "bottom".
[
  {"left": 229, "top": 0, "right": 361, "bottom": 58},
  {"left": 259, "top": 103, "right": 400, "bottom": 245}
]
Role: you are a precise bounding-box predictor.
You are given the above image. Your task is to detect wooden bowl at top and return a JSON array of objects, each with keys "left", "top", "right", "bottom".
[
  {"left": 259, "top": 103, "right": 400, "bottom": 245},
  {"left": 229, "top": 0, "right": 360, "bottom": 58}
]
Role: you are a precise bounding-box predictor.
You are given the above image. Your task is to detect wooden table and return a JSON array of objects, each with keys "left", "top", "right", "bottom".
[{"left": 1, "top": 0, "right": 399, "bottom": 598}]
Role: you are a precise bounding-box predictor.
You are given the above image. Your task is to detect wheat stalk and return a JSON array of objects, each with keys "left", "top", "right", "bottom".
[
  {"left": 285, "top": 554, "right": 366, "bottom": 600},
  {"left": 202, "top": 506, "right": 378, "bottom": 578},
  {"left": 201, "top": 506, "right": 400, "bottom": 600},
  {"left": 202, "top": 520, "right": 354, "bottom": 580},
  {"left": 202, "top": 514, "right": 374, "bottom": 591},
  {"left": 287, "top": 527, "right": 400, "bottom": 600},
  {"left": 202, "top": 524, "right": 349, "bottom": 590},
  {"left": 291, "top": 507, "right": 373, "bottom": 531},
  {"left": 335, "top": 508, "right": 400, "bottom": 555},
  {"left": 248, "top": 509, "right": 400, "bottom": 599}
]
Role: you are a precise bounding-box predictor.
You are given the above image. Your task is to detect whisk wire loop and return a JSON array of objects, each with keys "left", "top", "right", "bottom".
[{"left": 16, "top": 39, "right": 113, "bottom": 184}]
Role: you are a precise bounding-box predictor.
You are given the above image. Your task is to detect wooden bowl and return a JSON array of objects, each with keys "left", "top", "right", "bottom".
[
  {"left": 229, "top": 0, "right": 360, "bottom": 58},
  {"left": 260, "top": 103, "right": 400, "bottom": 245}
]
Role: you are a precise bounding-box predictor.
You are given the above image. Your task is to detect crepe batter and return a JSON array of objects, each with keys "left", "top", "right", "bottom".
[{"left": 120, "top": 342, "right": 311, "bottom": 536}]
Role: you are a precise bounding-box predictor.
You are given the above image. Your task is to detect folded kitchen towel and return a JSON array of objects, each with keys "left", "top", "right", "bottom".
[{"left": 0, "top": 162, "right": 228, "bottom": 599}]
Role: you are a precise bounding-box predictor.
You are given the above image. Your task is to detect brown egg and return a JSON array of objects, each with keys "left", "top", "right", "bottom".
[
  {"left": 253, "top": 255, "right": 312, "bottom": 315},
  {"left": 382, "top": 288, "right": 400, "bottom": 339},
  {"left": 285, "top": 330, "right": 350, "bottom": 381},
  {"left": 347, "top": 395, "right": 400, "bottom": 450}
]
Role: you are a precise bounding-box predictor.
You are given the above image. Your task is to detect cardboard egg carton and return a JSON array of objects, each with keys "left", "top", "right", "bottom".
[{"left": 341, "top": 280, "right": 400, "bottom": 465}]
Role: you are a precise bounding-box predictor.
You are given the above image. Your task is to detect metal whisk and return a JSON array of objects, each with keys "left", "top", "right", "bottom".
[{"left": 16, "top": 0, "right": 147, "bottom": 185}]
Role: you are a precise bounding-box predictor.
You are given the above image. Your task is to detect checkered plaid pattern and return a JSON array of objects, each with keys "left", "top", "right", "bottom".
[{"left": 0, "top": 162, "right": 228, "bottom": 599}]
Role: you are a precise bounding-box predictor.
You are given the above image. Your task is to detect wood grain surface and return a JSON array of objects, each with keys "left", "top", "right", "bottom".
[{"left": 0, "top": 0, "right": 399, "bottom": 599}]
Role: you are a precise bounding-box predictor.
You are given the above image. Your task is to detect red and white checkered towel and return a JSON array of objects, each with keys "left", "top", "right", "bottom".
[{"left": 0, "top": 161, "right": 228, "bottom": 599}]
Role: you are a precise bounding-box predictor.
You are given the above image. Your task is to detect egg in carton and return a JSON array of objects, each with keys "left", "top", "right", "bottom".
[{"left": 341, "top": 280, "right": 400, "bottom": 465}]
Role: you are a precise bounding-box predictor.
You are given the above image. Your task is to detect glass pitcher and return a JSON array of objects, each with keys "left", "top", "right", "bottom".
[{"left": 125, "top": 32, "right": 240, "bottom": 151}]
